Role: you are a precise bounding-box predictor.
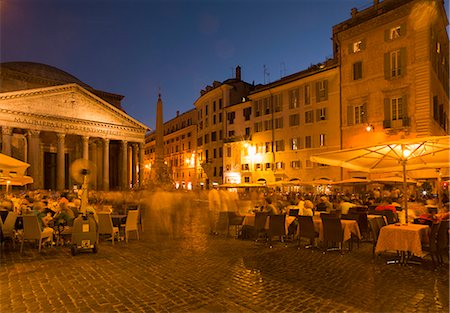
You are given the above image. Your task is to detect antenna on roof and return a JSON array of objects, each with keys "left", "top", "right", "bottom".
[
  {"left": 280, "top": 62, "right": 286, "bottom": 79},
  {"left": 263, "top": 65, "right": 270, "bottom": 84}
]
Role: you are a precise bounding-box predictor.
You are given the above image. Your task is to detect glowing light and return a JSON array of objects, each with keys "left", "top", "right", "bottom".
[
  {"left": 365, "top": 124, "right": 374, "bottom": 132},
  {"left": 402, "top": 148, "right": 411, "bottom": 158}
]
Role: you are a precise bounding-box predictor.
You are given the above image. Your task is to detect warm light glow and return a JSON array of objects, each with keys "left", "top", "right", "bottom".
[
  {"left": 365, "top": 124, "right": 374, "bottom": 132},
  {"left": 402, "top": 148, "right": 411, "bottom": 158}
]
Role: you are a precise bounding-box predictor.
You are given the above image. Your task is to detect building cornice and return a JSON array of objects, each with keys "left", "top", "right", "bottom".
[{"left": 0, "top": 83, "right": 149, "bottom": 131}]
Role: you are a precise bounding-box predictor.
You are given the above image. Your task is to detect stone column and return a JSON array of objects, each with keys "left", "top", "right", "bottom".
[
  {"left": 82, "top": 136, "right": 89, "bottom": 160},
  {"left": 1, "top": 126, "right": 13, "bottom": 156},
  {"left": 56, "top": 133, "right": 66, "bottom": 191},
  {"left": 96, "top": 141, "right": 103, "bottom": 190},
  {"left": 138, "top": 142, "right": 144, "bottom": 188},
  {"left": 103, "top": 139, "right": 110, "bottom": 191},
  {"left": 27, "top": 130, "right": 41, "bottom": 189},
  {"left": 132, "top": 143, "right": 139, "bottom": 187},
  {"left": 90, "top": 141, "right": 98, "bottom": 190},
  {"left": 121, "top": 140, "right": 128, "bottom": 190}
]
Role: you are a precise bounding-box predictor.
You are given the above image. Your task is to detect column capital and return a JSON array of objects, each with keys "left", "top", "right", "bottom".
[
  {"left": 56, "top": 132, "right": 66, "bottom": 140},
  {"left": 139, "top": 142, "right": 144, "bottom": 149},
  {"left": 82, "top": 135, "right": 90, "bottom": 142},
  {"left": 27, "top": 129, "right": 40, "bottom": 137},
  {"left": 2, "top": 126, "right": 13, "bottom": 135},
  {"left": 103, "top": 138, "right": 110, "bottom": 144}
]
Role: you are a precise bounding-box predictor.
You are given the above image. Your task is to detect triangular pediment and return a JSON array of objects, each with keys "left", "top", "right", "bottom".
[{"left": 0, "top": 84, "right": 149, "bottom": 131}]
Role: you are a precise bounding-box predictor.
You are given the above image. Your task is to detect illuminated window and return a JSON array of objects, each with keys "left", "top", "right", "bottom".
[
  {"left": 289, "top": 89, "right": 299, "bottom": 109},
  {"left": 390, "top": 50, "right": 401, "bottom": 77},
  {"left": 391, "top": 97, "right": 403, "bottom": 121},
  {"left": 291, "top": 160, "right": 301, "bottom": 169},
  {"left": 319, "top": 134, "right": 326, "bottom": 147},
  {"left": 353, "top": 41, "right": 362, "bottom": 53},
  {"left": 390, "top": 26, "right": 401, "bottom": 39}
]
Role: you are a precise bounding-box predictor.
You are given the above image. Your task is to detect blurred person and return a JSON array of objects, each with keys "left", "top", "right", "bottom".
[
  {"left": 263, "top": 197, "right": 279, "bottom": 215},
  {"left": 339, "top": 196, "right": 356, "bottom": 215}
]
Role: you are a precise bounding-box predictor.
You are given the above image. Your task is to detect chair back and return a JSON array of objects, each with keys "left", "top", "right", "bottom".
[
  {"left": 3, "top": 211, "right": 17, "bottom": 235},
  {"left": 437, "top": 219, "right": 449, "bottom": 251},
  {"left": 227, "top": 212, "right": 245, "bottom": 226},
  {"left": 254, "top": 212, "right": 268, "bottom": 231},
  {"left": 268, "top": 214, "right": 286, "bottom": 237},
  {"left": 288, "top": 209, "right": 299, "bottom": 216},
  {"left": 125, "top": 210, "right": 139, "bottom": 231},
  {"left": 22, "top": 215, "right": 42, "bottom": 240},
  {"left": 428, "top": 222, "right": 441, "bottom": 252},
  {"left": 97, "top": 213, "right": 114, "bottom": 234},
  {"left": 367, "top": 218, "right": 380, "bottom": 244},
  {"left": 215, "top": 211, "right": 229, "bottom": 233},
  {"left": 297, "top": 216, "right": 317, "bottom": 239},
  {"left": 321, "top": 216, "right": 343, "bottom": 242},
  {"left": 381, "top": 210, "right": 397, "bottom": 224}
]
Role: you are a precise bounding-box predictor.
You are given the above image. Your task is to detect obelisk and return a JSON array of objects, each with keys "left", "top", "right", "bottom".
[
  {"left": 148, "top": 93, "right": 173, "bottom": 189},
  {"left": 155, "top": 93, "right": 164, "bottom": 167}
]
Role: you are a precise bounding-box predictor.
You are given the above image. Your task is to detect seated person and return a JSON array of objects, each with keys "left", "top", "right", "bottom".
[
  {"left": 263, "top": 198, "right": 280, "bottom": 215},
  {"left": 285, "top": 199, "right": 299, "bottom": 216},
  {"left": 300, "top": 200, "right": 314, "bottom": 216},
  {"left": 375, "top": 199, "right": 397, "bottom": 214}
]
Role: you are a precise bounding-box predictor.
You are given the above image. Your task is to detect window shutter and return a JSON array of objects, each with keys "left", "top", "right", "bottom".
[
  {"left": 315, "top": 82, "right": 320, "bottom": 101},
  {"left": 348, "top": 43, "right": 354, "bottom": 54},
  {"left": 400, "top": 47, "right": 407, "bottom": 76},
  {"left": 400, "top": 23, "right": 406, "bottom": 36},
  {"left": 316, "top": 109, "right": 321, "bottom": 122},
  {"left": 323, "top": 80, "right": 328, "bottom": 100},
  {"left": 362, "top": 103, "right": 367, "bottom": 123},
  {"left": 384, "top": 29, "right": 390, "bottom": 41},
  {"left": 384, "top": 52, "right": 390, "bottom": 79},
  {"left": 347, "top": 106, "right": 354, "bottom": 126},
  {"left": 383, "top": 98, "right": 391, "bottom": 128},
  {"left": 402, "top": 95, "right": 408, "bottom": 119},
  {"left": 360, "top": 39, "right": 366, "bottom": 50}
]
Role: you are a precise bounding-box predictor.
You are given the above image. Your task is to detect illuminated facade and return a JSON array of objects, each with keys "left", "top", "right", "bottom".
[
  {"left": 334, "top": 0, "right": 448, "bottom": 146},
  {"left": 194, "top": 66, "right": 254, "bottom": 188},
  {"left": 150, "top": 0, "right": 449, "bottom": 189},
  {"left": 0, "top": 62, "right": 148, "bottom": 191},
  {"left": 333, "top": 0, "right": 449, "bottom": 178},
  {"left": 144, "top": 109, "right": 197, "bottom": 190},
  {"left": 223, "top": 61, "right": 341, "bottom": 185}
]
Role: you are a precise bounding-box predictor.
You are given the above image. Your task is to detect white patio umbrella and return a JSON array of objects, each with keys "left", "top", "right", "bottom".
[
  {"left": 330, "top": 178, "right": 371, "bottom": 185},
  {"left": 371, "top": 176, "right": 417, "bottom": 184},
  {"left": 0, "top": 153, "right": 30, "bottom": 177},
  {"left": 311, "top": 136, "right": 450, "bottom": 222}
]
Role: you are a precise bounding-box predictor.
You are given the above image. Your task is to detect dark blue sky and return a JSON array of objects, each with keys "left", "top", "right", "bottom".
[{"left": 1, "top": 0, "right": 369, "bottom": 129}]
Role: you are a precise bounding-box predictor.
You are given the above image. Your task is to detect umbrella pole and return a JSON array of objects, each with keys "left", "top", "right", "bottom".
[{"left": 402, "top": 160, "right": 408, "bottom": 223}]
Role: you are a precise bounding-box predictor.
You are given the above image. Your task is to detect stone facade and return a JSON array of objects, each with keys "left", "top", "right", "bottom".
[{"left": 0, "top": 62, "right": 148, "bottom": 191}]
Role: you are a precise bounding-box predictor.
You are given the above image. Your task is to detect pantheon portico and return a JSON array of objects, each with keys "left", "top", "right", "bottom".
[{"left": 0, "top": 62, "right": 148, "bottom": 191}]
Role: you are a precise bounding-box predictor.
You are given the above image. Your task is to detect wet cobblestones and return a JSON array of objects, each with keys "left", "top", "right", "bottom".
[{"left": 1, "top": 213, "right": 448, "bottom": 313}]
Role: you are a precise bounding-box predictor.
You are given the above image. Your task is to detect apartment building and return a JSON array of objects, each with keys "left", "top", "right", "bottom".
[
  {"left": 145, "top": 0, "right": 448, "bottom": 189},
  {"left": 144, "top": 109, "right": 197, "bottom": 190},
  {"left": 194, "top": 66, "right": 254, "bottom": 188},
  {"left": 333, "top": 0, "right": 448, "bottom": 147}
]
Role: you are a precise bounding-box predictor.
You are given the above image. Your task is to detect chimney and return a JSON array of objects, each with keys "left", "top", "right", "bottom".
[
  {"left": 235, "top": 65, "right": 241, "bottom": 81},
  {"left": 351, "top": 8, "right": 358, "bottom": 18},
  {"left": 176, "top": 110, "right": 179, "bottom": 117}
]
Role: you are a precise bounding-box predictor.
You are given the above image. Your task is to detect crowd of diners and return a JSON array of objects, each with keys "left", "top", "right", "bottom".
[
  {"left": 1, "top": 186, "right": 449, "bottom": 237},
  {"left": 239, "top": 186, "right": 450, "bottom": 224}
]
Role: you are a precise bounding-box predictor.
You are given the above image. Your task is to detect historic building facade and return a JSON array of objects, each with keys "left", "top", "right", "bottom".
[
  {"left": 0, "top": 62, "right": 148, "bottom": 191},
  {"left": 150, "top": 0, "right": 448, "bottom": 189},
  {"left": 143, "top": 107, "right": 198, "bottom": 190},
  {"left": 193, "top": 66, "right": 254, "bottom": 188}
]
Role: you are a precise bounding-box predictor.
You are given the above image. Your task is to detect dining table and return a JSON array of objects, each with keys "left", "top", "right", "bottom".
[{"left": 375, "top": 223, "right": 430, "bottom": 264}]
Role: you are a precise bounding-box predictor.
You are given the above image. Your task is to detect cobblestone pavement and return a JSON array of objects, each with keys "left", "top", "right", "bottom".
[{"left": 1, "top": 209, "right": 448, "bottom": 313}]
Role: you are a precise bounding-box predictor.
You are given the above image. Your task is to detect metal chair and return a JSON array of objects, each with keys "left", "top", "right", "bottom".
[
  {"left": 125, "top": 209, "right": 140, "bottom": 243},
  {"left": 20, "top": 215, "right": 54, "bottom": 253},
  {"left": 1, "top": 211, "right": 17, "bottom": 248},
  {"left": 267, "top": 214, "right": 286, "bottom": 248},
  {"left": 321, "top": 215, "right": 344, "bottom": 253},
  {"left": 297, "top": 215, "right": 319, "bottom": 249},
  {"left": 254, "top": 212, "right": 268, "bottom": 243},
  {"left": 98, "top": 213, "right": 120, "bottom": 245},
  {"left": 226, "top": 212, "right": 245, "bottom": 238}
]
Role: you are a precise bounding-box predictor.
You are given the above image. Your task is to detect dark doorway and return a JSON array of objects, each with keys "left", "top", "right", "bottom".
[{"left": 44, "top": 152, "right": 69, "bottom": 190}]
